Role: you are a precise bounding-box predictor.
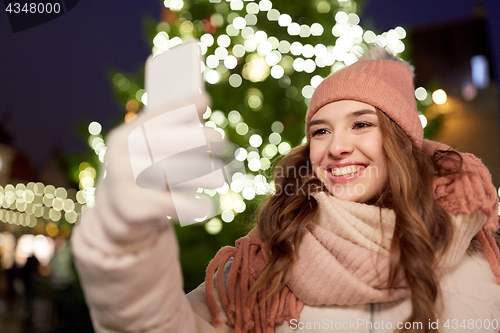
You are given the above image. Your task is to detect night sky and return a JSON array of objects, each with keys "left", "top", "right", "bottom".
[
  {"left": 0, "top": 0, "right": 161, "bottom": 169},
  {"left": 0, "top": 0, "right": 498, "bottom": 170}
]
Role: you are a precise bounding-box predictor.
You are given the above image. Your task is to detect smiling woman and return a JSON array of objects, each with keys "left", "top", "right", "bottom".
[
  {"left": 203, "top": 47, "right": 500, "bottom": 333},
  {"left": 72, "top": 47, "right": 500, "bottom": 333}
]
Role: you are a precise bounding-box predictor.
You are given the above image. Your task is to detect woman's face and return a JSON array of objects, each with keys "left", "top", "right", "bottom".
[{"left": 309, "top": 100, "right": 388, "bottom": 203}]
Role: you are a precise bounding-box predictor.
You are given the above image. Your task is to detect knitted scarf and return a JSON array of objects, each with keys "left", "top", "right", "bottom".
[{"left": 205, "top": 141, "right": 500, "bottom": 333}]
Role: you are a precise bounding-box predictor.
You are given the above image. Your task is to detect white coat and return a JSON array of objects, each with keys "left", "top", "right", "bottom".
[{"left": 72, "top": 205, "right": 500, "bottom": 333}]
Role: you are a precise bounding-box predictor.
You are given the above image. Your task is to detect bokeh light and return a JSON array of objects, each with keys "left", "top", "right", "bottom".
[{"left": 432, "top": 89, "right": 447, "bottom": 105}]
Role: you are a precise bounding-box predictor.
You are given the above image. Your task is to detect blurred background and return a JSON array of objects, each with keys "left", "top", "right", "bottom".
[{"left": 0, "top": 0, "right": 499, "bottom": 331}]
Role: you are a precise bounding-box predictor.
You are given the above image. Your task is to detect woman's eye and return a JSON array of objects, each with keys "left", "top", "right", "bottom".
[
  {"left": 353, "top": 122, "right": 373, "bottom": 130},
  {"left": 312, "top": 128, "right": 328, "bottom": 137}
]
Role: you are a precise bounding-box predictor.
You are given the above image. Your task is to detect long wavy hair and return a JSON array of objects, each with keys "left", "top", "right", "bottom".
[{"left": 249, "top": 109, "right": 462, "bottom": 333}]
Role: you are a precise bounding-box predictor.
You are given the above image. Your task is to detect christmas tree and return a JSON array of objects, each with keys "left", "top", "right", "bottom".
[{"left": 104, "top": 0, "right": 431, "bottom": 291}]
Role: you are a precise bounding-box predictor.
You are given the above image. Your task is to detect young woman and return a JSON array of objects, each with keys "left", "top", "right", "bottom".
[{"left": 72, "top": 48, "right": 500, "bottom": 333}]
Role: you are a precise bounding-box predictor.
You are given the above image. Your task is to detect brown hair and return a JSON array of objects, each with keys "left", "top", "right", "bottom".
[{"left": 249, "top": 109, "right": 461, "bottom": 332}]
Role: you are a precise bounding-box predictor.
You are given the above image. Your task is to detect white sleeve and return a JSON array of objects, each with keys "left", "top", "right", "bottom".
[
  {"left": 71, "top": 147, "right": 218, "bottom": 332},
  {"left": 72, "top": 192, "right": 208, "bottom": 333},
  {"left": 438, "top": 252, "right": 500, "bottom": 333},
  {"left": 71, "top": 92, "right": 229, "bottom": 332}
]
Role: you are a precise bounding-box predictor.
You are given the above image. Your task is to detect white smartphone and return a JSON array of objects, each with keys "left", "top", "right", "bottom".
[{"left": 144, "top": 40, "right": 204, "bottom": 111}]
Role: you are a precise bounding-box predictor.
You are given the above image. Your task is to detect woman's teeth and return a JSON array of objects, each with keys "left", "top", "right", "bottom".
[{"left": 331, "top": 165, "right": 363, "bottom": 177}]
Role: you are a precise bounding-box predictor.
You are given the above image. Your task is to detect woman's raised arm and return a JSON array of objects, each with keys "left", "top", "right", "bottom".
[{"left": 71, "top": 94, "right": 225, "bottom": 333}]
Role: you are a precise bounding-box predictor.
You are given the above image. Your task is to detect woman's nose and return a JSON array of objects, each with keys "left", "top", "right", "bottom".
[{"left": 328, "top": 132, "right": 354, "bottom": 158}]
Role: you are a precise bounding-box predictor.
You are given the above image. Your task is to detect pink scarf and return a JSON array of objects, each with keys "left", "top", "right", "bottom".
[{"left": 205, "top": 141, "right": 500, "bottom": 333}]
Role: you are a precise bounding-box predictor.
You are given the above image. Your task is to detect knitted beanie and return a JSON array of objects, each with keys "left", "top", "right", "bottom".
[{"left": 306, "top": 48, "right": 423, "bottom": 147}]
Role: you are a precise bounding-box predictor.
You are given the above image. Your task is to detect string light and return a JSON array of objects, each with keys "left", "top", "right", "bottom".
[
  {"left": 432, "top": 89, "right": 448, "bottom": 105},
  {"left": 419, "top": 114, "right": 428, "bottom": 128},
  {"left": 0, "top": 180, "right": 88, "bottom": 237},
  {"left": 415, "top": 87, "right": 428, "bottom": 101},
  {"left": 278, "top": 14, "right": 292, "bottom": 27}
]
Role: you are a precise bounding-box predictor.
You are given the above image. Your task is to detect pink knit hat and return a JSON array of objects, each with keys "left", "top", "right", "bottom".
[{"left": 306, "top": 49, "right": 423, "bottom": 146}]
